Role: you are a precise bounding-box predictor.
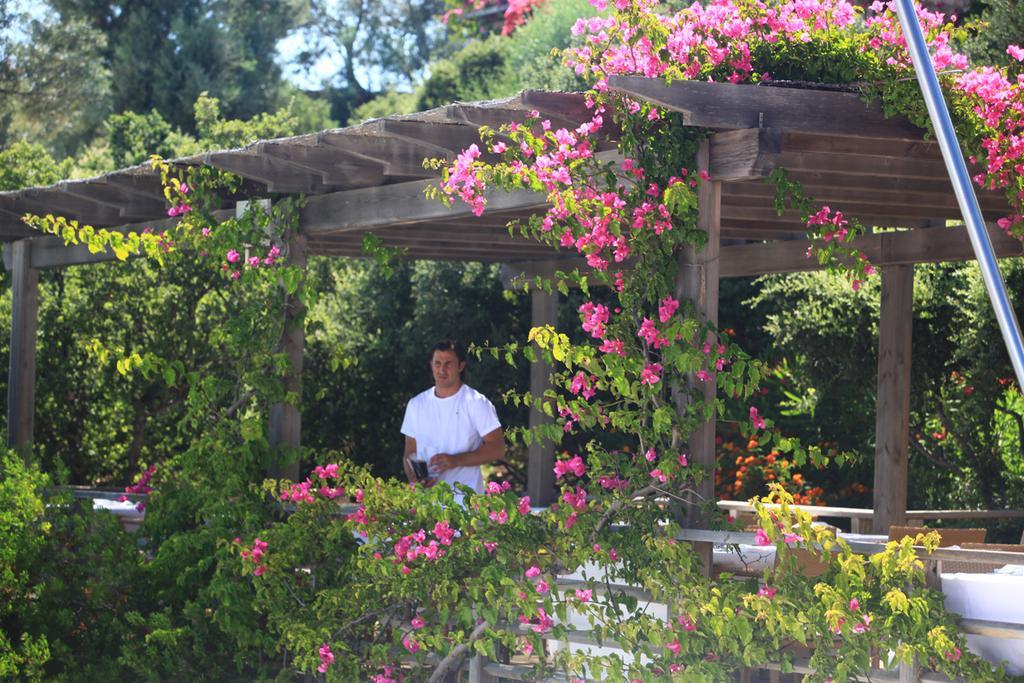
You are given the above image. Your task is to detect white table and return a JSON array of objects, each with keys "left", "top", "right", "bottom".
[{"left": 941, "top": 571, "right": 1024, "bottom": 675}]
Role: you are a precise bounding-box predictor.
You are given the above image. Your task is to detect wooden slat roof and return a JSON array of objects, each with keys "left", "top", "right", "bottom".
[{"left": 0, "top": 83, "right": 1015, "bottom": 266}]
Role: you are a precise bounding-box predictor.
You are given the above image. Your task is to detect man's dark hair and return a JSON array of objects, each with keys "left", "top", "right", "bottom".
[{"left": 431, "top": 339, "right": 466, "bottom": 364}]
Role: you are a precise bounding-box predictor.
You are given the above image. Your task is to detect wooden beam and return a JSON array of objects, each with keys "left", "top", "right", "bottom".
[
  {"left": 607, "top": 77, "right": 925, "bottom": 139},
  {"left": 298, "top": 179, "right": 547, "bottom": 235},
  {"left": 722, "top": 179, "right": 1010, "bottom": 214},
  {"left": 308, "top": 241, "right": 556, "bottom": 261},
  {"left": 59, "top": 181, "right": 165, "bottom": 219},
  {"left": 268, "top": 232, "right": 306, "bottom": 481},
  {"left": 708, "top": 128, "right": 782, "bottom": 181},
  {"left": 379, "top": 119, "right": 491, "bottom": 158},
  {"left": 527, "top": 261, "right": 559, "bottom": 506},
  {"left": 257, "top": 142, "right": 385, "bottom": 188},
  {"left": 777, "top": 150, "right": 952, "bottom": 180},
  {"left": 8, "top": 192, "right": 124, "bottom": 226},
  {"left": 872, "top": 266, "right": 914, "bottom": 533},
  {"left": 718, "top": 224, "right": 1024, "bottom": 278},
  {"left": 675, "top": 140, "right": 720, "bottom": 576},
  {"left": 6, "top": 240, "right": 38, "bottom": 457},
  {"left": 723, "top": 203, "right": 968, "bottom": 227},
  {"left": 316, "top": 132, "right": 443, "bottom": 177},
  {"left": 205, "top": 152, "right": 326, "bottom": 194}
]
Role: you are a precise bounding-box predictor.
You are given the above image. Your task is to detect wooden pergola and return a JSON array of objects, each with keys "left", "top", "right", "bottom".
[{"left": 3, "top": 80, "right": 1021, "bottom": 529}]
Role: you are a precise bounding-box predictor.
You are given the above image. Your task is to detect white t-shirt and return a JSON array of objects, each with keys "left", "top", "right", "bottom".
[{"left": 400, "top": 384, "right": 502, "bottom": 494}]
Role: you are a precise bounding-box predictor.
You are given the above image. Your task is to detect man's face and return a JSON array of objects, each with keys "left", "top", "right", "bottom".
[{"left": 431, "top": 349, "right": 465, "bottom": 390}]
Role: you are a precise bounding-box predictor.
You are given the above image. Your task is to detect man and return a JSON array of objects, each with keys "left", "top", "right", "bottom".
[{"left": 401, "top": 340, "right": 505, "bottom": 495}]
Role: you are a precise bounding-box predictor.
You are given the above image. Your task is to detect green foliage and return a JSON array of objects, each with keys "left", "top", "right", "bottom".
[
  {"left": 0, "top": 141, "right": 73, "bottom": 191},
  {"left": 51, "top": 0, "right": 306, "bottom": 133},
  {"left": 348, "top": 90, "right": 419, "bottom": 125},
  {"left": 417, "top": 38, "right": 509, "bottom": 110},
  {"left": 966, "top": 0, "right": 1024, "bottom": 67},
  {"left": 106, "top": 110, "right": 178, "bottom": 168},
  {"left": 0, "top": 12, "right": 112, "bottom": 156},
  {"left": 745, "top": 260, "right": 1024, "bottom": 521},
  {"left": 0, "top": 449, "right": 150, "bottom": 681}
]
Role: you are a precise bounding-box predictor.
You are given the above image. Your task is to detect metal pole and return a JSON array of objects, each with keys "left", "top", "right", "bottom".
[{"left": 894, "top": 0, "right": 1024, "bottom": 389}]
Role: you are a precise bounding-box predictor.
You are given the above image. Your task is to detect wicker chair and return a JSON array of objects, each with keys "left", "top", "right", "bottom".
[
  {"left": 937, "top": 542, "right": 1024, "bottom": 574},
  {"left": 887, "top": 525, "right": 987, "bottom": 546}
]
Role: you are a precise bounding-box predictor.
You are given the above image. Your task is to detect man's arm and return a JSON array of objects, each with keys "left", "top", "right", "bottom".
[
  {"left": 402, "top": 436, "right": 419, "bottom": 482},
  {"left": 430, "top": 428, "right": 505, "bottom": 472}
]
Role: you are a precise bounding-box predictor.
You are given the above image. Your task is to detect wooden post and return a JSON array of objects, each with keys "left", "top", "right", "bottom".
[
  {"left": 527, "top": 261, "right": 559, "bottom": 506},
  {"left": 267, "top": 232, "right": 306, "bottom": 481},
  {"left": 7, "top": 240, "right": 39, "bottom": 459},
  {"left": 675, "top": 140, "right": 721, "bottom": 575},
  {"left": 467, "top": 654, "right": 497, "bottom": 683},
  {"left": 872, "top": 265, "right": 914, "bottom": 533}
]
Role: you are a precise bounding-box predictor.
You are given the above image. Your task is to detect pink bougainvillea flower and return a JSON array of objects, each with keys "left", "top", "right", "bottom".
[
  {"left": 749, "top": 406, "right": 766, "bottom": 430},
  {"left": 403, "top": 637, "right": 420, "bottom": 653},
  {"left": 411, "top": 616, "right": 425, "bottom": 629},
  {"left": 666, "top": 639, "right": 682, "bottom": 656},
  {"left": 531, "top": 607, "right": 554, "bottom": 633},
  {"left": 640, "top": 363, "right": 663, "bottom": 385},
  {"left": 517, "top": 496, "right": 531, "bottom": 515},
  {"left": 536, "top": 579, "right": 550, "bottom": 594},
  {"left": 757, "top": 584, "right": 777, "bottom": 599},
  {"left": 678, "top": 614, "right": 697, "bottom": 631},
  {"left": 754, "top": 528, "right": 771, "bottom": 546},
  {"left": 489, "top": 509, "right": 509, "bottom": 524},
  {"left": 849, "top": 598, "right": 860, "bottom": 611},
  {"left": 575, "top": 589, "right": 593, "bottom": 602},
  {"left": 658, "top": 295, "right": 679, "bottom": 323},
  {"left": 783, "top": 532, "right": 802, "bottom": 545},
  {"left": 677, "top": 453, "right": 688, "bottom": 467},
  {"left": 226, "top": 249, "right": 241, "bottom": 264},
  {"left": 1008, "top": 45, "right": 1024, "bottom": 61},
  {"left": 483, "top": 541, "right": 498, "bottom": 554},
  {"left": 317, "top": 643, "right": 334, "bottom": 673},
  {"left": 554, "top": 454, "right": 586, "bottom": 479},
  {"left": 525, "top": 565, "right": 541, "bottom": 578},
  {"left": 946, "top": 647, "right": 961, "bottom": 661}
]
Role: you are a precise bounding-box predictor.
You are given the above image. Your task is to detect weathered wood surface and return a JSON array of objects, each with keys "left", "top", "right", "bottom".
[
  {"left": 7, "top": 240, "right": 38, "bottom": 455},
  {"left": 527, "top": 261, "right": 559, "bottom": 507},
  {"left": 873, "top": 265, "right": 914, "bottom": 533},
  {"left": 675, "top": 140, "right": 720, "bottom": 577},
  {"left": 299, "top": 178, "right": 547, "bottom": 235},
  {"left": 718, "top": 224, "right": 1024, "bottom": 278},
  {"left": 267, "top": 231, "right": 306, "bottom": 482},
  {"left": 608, "top": 76, "right": 926, "bottom": 139},
  {"left": 708, "top": 127, "right": 782, "bottom": 181}
]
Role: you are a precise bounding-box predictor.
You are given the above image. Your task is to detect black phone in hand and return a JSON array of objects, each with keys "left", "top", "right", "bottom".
[{"left": 411, "top": 460, "right": 429, "bottom": 480}]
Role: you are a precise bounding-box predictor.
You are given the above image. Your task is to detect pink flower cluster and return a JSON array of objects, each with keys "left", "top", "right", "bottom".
[
  {"left": 391, "top": 520, "right": 458, "bottom": 565},
  {"left": 118, "top": 464, "right": 156, "bottom": 512},
  {"left": 280, "top": 463, "right": 346, "bottom": 503},
  {"left": 518, "top": 607, "right": 555, "bottom": 634},
  {"left": 317, "top": 643, "right": 334, "bottom": 673},
  {"left": 240, "top": 538, "right": 269, "bottom": 576},
  {"left": 166, "top": 202, "right": 192, "bottom": 218},
  {"left": 569, "top": 371, "right": 597, "bottom": 399},
  {"left": 223, "top": 245, "right": 283, "bottom": 280},
  {"left": 554, "top": 454, "right": 586, "bottom": 479}
]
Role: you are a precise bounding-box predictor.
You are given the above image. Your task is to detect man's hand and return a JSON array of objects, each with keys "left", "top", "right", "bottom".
[{"left": 429, "top": 453, "right": 460, "bottom": 473}]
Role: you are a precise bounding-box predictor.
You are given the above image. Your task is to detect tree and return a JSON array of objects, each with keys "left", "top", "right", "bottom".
[
  {"left": 49, "top": 0, "right": 305, "bottom": 132},
  {"left": 0, "top": 9, "right": 111, "bottom": 155},
  {"left": 291, "top": 0, "right": 446, "bottom": 121}
]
